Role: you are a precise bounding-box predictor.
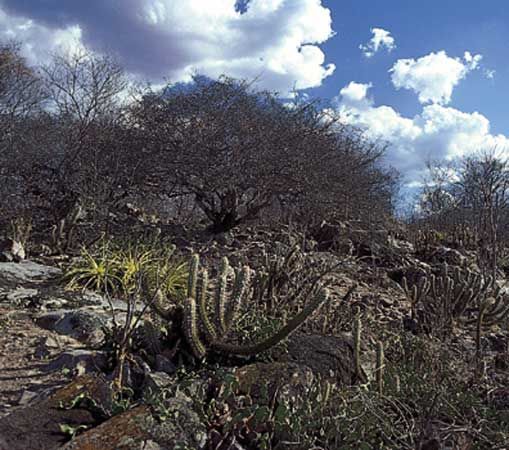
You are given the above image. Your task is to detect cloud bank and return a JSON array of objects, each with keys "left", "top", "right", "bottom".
[
  {"left": 0, "top": 0, "right": 336, "bottom": 94},
  {"left": 335, "top": 81, "right": 509, "bottom": 183}
]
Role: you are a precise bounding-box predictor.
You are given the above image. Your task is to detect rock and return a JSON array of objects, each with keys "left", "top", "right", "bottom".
[
  {"left": 142, "top": 371, "right": 174, "bottom": 398},
  {"left": 154, "top": 355, "right": 176, "bottom": 375},
  {"left": 0, "top": 260, "right": 61, "bottom": 284},
  {"left": 42, "top": 349, "right": 108, "bottom": 375},
  {"left": 4, "top": 287, "right": 38, "bottom": 305},
  {"left": 35, "top": 310, "right": 106, "bottom": 346},
  {"left": 215, "top": 232, "right": 234, "bottom": 247},
  {"left": 234, "top": 362, "right": 315, "bottom": 405},
  {"left": 0, "top": 374, "right": 111, "bottom": 450},
  {"left": 487, "top": 333, "right": 508, "bottom": 353},
  {"left": 282, "top": 334, "right": 363, "bottom": 384},
  {"left": 17, "top": 390, "right": 39, "bottom": 406},
  {"left": 60, "top": 394, "right": 207, "bottom": 450},
  {"left": 0, "top": 238, "right": 25, "bottom": 262},
  {"left": 429, "top": 246, "right": 467, "bottom": 266}
]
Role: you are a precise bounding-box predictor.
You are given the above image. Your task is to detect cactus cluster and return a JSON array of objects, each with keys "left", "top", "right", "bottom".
[
  {"left": 148, "top": 254, "right": 330, "bottom": 359},
  {"left": 251, "top": 244, "right": 303, "bottom": 312},
  {"left": 400, "top": 263, "right": 509, "bottom": 335}
]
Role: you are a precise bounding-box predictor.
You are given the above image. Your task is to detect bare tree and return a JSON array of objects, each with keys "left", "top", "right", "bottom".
[
  {"left": 134, "top": 76, "right": 397, "bottom": 232},
  {"left": 456, "top": 149, "right": 509, "bottom": 277},
  {"left": 31, "top": 49, "right": 129, "bottom": 222},
  {"left": 0, "top": 42, "right": 45, "bottom": 120},
  {"left": 134, "top": 76, "right": 342, "bottom": 232}
]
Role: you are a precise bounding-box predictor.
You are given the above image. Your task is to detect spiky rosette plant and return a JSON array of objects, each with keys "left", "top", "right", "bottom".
[{"left": 147, "top": 254, "right": 330, "bottom": 359}]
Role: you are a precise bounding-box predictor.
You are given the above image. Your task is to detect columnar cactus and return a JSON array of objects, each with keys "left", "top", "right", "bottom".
[
  {"left": 148, "top": 254, "right": 330, "bottom": 359},
  {"left": 376, "top": 341, "right": 384, "bottom": 395},
  {"left": 353, "top": 312, "right": 362, "bottom": 381},
  {"left": 400, "top": 263, "right": 509, "bottom": 336}
]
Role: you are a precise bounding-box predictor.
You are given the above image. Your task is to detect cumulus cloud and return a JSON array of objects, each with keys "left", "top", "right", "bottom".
[
  {"left": 335, "top": 81, "right": 509, "bottom": 183},
  {"left": 359, "top": 27, "right": 396, "bottom": 58},
  {"left": 390, "top": 50, "right": 483, "bottom": 105},
  {"left": 0, "top": 0, "right": 336, "bottom": 94}
]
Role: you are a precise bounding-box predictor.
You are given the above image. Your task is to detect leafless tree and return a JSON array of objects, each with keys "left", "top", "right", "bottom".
[
  {"left": 456, "top": 149, "right": 509, "bottom": 277},
  {"left": 133, "top": 76, "right": 397, "bottom": 232}
]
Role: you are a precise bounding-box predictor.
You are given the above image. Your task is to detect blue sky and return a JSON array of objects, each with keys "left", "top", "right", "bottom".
[
  {"left": 311, "top": 0, "right": 506, "bottom": 130},
  {"left": 1, "top": 0, "right": 508, "bottom": 187}
]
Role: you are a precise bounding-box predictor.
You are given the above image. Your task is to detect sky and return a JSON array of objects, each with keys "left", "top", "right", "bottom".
[{"left": 1, "top": 0, "right": 508, "bottom": 191}]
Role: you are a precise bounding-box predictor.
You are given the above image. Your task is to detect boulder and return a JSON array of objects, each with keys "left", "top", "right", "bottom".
[
  {"left": 60, "top": 394, "right": 207, "bottom": 450},
  {"left": 0, "top": 374, "right": 111, "bottom": 450},
  {"left": 282, "top": 334, "right": 364, "bottom": 384},
  {"left": 234, "top": 362, "right": 315, "bottom": 405},
  {"left": 0, "top": 260, "right": 61, "bottom": 284},
  {"left": 42, "top": 350, "right": 109, "bottom": 375},
  {"left": 35, "top": 310, "right": 106, "bottom": 347}
]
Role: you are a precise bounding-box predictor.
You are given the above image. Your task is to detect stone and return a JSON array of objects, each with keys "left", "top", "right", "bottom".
[
  {"left": 0, "top": 260, "right": 61, "bottom": 284},
  {"left": 5, "top": 287, "right": 38, "bottom": 305},
  {"left": 154, "top": 355, "right": 176, "bottom": 375},
  {"left": 282, "top": 333, "right": 363, "bottom": 385},
  {"left": 42, "top": 349, "right": 108, "bottom": 375},
  {"left": 142, "top": 371, "right": 174, "bottom": 398},
  {"left": 35, "top": 310, "right": 106, "bottom": 346},
  {"left": 0, "top": 374, "right": 110, "bottom": 450},
  {"left": 234, "top": 362, "right": 315, "bottom": 405},
  {"left": 60, "top": 395, "right": 207, "bottom": 450}
]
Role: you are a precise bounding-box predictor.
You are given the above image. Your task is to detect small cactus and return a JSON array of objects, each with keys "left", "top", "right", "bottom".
[
  {"left": 375, "top": 341, "right": 384, "bottom": 395},
  {"left": 353, "top": 312, "right": 362, "bottom": 382}
]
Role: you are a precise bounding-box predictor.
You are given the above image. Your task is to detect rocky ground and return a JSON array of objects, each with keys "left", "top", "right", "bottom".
[{"left": 0, "top": 229, "right": 509, "bottom": 449}]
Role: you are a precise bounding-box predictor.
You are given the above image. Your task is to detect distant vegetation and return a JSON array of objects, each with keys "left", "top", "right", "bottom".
[{"left": 0, "top": 42, "right": 397, "bottom": 242}]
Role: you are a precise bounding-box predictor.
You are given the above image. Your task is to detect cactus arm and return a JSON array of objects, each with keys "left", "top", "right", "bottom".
[
  {"left": 215, "top": 257, "right": 230, "bottom": 335},
  {"left": 187, "top": 254, "right": 200, "bottom": 299},
  {"left": 353, "top": 310, "right": 362, "bottom": 381},
  {"left": 197, "top": 269, "right": 218, "bottom": 342},
  {"left": 224, "top": 266, "right": 250, "bottom": 330},
  {"left": 376, "top": 341, "right": 384, "bottom": 395},
  {"left": 183, "top": 295, "right": 207, "bottom": 359},
  {"left": 211, "top": 288, "right": 331, "bottom": 356}
]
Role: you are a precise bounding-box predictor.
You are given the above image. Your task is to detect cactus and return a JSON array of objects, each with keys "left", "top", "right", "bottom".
[
  {"left": 353, "top": 312, "right": 362, "bottom": 382},
  {"left": 400, "top": 263, "right": 509, "bottom": 338},
  {"left": 401, "top": 276, "right": 430, "bottom": 319},
  {"left": 375, "top": 341, "right": 384, "bottom": 395},
  {"left": 148, "top": 254, "right": 331, "bottom": 359}
]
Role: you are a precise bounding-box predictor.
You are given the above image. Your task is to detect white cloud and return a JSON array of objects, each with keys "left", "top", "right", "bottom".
[
  {"left": 0, "top": 8, "right": 84, "bottom": 62},
  {"left": 359, "top": 27, "right": 396, "bottom": 58},
  {"left": 335, "top": 81, "right": 509, "bottom": 183},
  {"left": 0, "top": 0, "right": 336, "bottom": 94},
  {"left": 463, "top": 51, "right": 482, "bottom": 70},
  {"left": 390, "top": 50, "right": 483, "bottom": 105},
  {"left": 339, "top": 81, "right": 372, "bottom": 106},
  {"left": 484, "top": 68, "right": 496, "bottom": 80}
]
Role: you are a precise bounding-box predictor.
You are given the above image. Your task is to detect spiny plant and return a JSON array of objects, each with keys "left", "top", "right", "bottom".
[
  {"left": 251, "top": 244, "right": 303, "bottom": 312},
  {"left": 146, "top": 254, "right": 330, "bottom": 359},
  {"left": 376, "top": 341, "right": 385, "bottom": 395},
  {"left": 400, "top": 263, "right": 509, "bottom": 338},
  {"left": 65, "top": 243, "right": 119, "bottom": 292},
  {"left": 65, "top": 238, "right": 188, "bottom": 298}
]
